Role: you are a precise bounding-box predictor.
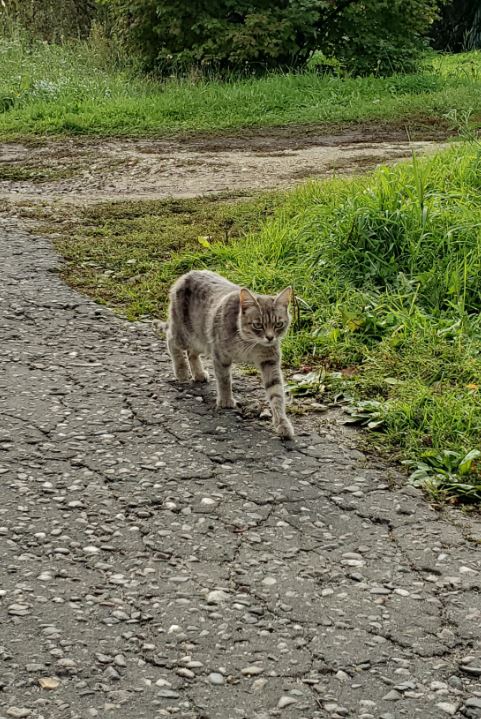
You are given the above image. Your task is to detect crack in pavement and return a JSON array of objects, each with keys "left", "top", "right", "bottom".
[{"left": 1, "top": 217, "right": 481, "bottom": 718}]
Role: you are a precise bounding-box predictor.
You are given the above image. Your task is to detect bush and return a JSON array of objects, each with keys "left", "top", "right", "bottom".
[
  {"left": 104, "top": 0, "right": 442, "bottom": 76},
  {"left": 324, "top": 0, "right": 442, "bottom": 75}
]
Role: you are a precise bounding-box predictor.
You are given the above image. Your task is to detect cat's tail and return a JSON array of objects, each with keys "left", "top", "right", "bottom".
[{"left": 152, "top": 319, "right": 168, "bottom": 335}]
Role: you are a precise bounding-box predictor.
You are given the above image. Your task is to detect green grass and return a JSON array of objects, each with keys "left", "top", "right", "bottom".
[
  {"left": 50, "top": 143, "right": 481, "bottom": 503},
  {"left": 1, "top": 30, "right": 481, "bottom": 137},
  {"left": 50, "top": 193, "right": 281, "bottom": 319}
]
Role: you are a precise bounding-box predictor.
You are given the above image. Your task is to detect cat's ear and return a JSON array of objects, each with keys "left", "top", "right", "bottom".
[
  {"left": 239, "top": 288, "right": 258, "bottom": 311},
  {"left": 275, "top": 287, "right": 293, "bottom": 308}
]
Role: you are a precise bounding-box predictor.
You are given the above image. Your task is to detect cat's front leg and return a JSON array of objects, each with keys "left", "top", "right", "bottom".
[
  {"left": 213, "top": 353, "right": 236, "bottom": 408},
  {"left": 259, "top": 358, "right": 294, "bottom": 440}
]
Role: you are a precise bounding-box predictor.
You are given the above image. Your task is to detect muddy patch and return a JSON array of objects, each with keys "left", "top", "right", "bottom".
[{"left": 0, "top": 122, "right": 451, "bottom": 203}]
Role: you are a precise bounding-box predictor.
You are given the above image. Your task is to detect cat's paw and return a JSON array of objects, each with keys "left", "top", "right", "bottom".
[
  {"left": 275, "top": 417, "right": 294, "bottom": 440},
  {"left": 217, "top": 397, "right": 237, "bottom": 409},
  {"left": 193, "top": 370, "right": 209, "bottom": 383}
]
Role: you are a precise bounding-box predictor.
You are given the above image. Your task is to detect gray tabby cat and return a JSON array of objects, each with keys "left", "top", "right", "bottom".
[{"left": 156, "top": 270, "right": 294, "bottom": 439}]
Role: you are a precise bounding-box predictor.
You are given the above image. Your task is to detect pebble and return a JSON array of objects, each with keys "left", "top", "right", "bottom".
[
  {"left": 96, "top": 653, "right": 112, "bottom": 664},
  {"left": 26, "top": 663, "right": 46, "bottom": 672},
  {"left": 461, "top": 665, "right": 481, "bottom": 676},
  {"left": 278, "top": 696, "right": 297, "bottom": 709},
  {"left": 383, "top": 690, "right": 401, "bottom": 701},
  {"left": 466, "top": 699, "right": 481, "bottom": 709},
  {"left": 157, "top": 689, "right": 180, "bottom": 699},
  {"left": 241, "top": 665, "right": 264, "bottom": 676},
  {"left": 114, "top": 654, "right": 127, "bottom": 667},
  {"left": 7, "top": 710, "right": 31, "bottom": 718},
  {"left": 83, "top": 545, "right": 100, "bottom": 554},
  {"left": 437, "top": 703, "right": 457, "bottom": 716},
  {"left": 104, "top": 666, "right": 121, "bottom": 681},
  {"left": 8, "top": 604, "right": 30, "bottom": 616},
  {"left": 208, "top": 672, "right": 225, "bottom": 685},
  {"left": 261, "top": 576, "right": 277, "bottom": 586},
  {"left": 38, "top": 572, "right": 53, "bottom": 581},
  {"left": 206, "top": 590, "right": 229, "bottom": 604}
]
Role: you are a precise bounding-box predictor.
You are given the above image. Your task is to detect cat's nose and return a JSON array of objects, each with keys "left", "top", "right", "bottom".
[{"left": 265, "top": 333, "right": 274, "bottom": 342}]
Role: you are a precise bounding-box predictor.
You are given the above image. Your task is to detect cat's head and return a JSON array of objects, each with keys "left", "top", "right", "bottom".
[{"left": 238, "top": 286, "right": 292, "bottom": 346}]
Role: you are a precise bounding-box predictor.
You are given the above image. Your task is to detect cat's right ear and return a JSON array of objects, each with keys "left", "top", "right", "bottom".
[{"left": 239, "top": 288, "right": 258, "bottom": 311}]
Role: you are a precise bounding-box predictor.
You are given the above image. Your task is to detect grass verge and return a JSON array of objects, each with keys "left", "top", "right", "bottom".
[
  {"left": 1, "top": 30, "right": 481, "bottom": 138},
  {"left": 44, "top": 143, "right": 481, "bottom": 504}
]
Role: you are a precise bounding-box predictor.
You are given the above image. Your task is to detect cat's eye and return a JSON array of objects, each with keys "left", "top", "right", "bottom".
[
  {"left": 252, "top": 321, "right": 263, "bottom": 331},
  {"left": 275, "top": 321, "right": 285, "bottom": 329}
]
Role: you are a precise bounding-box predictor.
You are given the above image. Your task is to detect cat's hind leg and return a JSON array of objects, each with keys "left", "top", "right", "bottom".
[
  {"left": 167, "top": 333, "right": 191, "bottom": 382},
  {"left": 188, "top": 352, "right": 209, "bottom": 383}
]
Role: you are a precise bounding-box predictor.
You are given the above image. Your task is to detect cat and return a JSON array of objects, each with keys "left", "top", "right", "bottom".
[{"left": 154, "top": 270, "right": 294, "bottom": 440}]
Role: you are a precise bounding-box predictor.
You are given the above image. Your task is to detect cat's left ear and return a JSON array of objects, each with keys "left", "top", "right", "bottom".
[
  {"left": 275, "top": 287, "right": 293, "bottom": 307},
  {"left": 239, "top": 288, "right": 258, "bottom": 311}
]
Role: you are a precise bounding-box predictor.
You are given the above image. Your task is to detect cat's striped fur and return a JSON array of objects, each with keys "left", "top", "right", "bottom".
[{"left": 156, "top": 270, "right": 294, "bottom": 439}]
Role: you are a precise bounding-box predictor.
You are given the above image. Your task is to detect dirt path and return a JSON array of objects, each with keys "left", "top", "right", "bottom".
[{"left": 0, "top": 122, "right": 450, "bottom": 203}]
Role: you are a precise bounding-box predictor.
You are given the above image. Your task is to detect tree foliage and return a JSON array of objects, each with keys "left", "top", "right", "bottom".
[{"left": 104, "top": 0, "right": 442, "bottom": 76}]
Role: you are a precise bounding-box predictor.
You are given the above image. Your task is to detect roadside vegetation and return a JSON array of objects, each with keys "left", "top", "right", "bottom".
[{"left": 1, "top": 29, "right": 481, "bottom": 138}]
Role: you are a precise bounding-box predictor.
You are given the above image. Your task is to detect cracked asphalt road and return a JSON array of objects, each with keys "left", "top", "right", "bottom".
[{"left": 2, "top": 217, "right": 481, "bottom": 719}]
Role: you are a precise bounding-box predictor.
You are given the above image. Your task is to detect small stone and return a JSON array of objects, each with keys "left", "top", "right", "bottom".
[
  {"left": 104, "top": 666, "right": 121, "bottom": 681},
  {"left": 83, "top": 545, "right": 100, "bottom": 554},
  {"left": 394, "top": 680, "right": 416, "bottom": 691},
  {"left": 261, "top": 576, "right": 277, "bottom": 586},
  {"left": 278, "top": 696, "right": 297, "bottom": 709},
  {"left": 208, "top": 673, "right": 225, "bottom": 685},
  {"left": 448, "top": 675, "right": 463, "bottom": 690},
  {"left": 56, "top": 658, "right": 77, "bottom": 673},
  {"left": 241, "top": 665, "right": 264, "bottom": 676},
  {"left": 8, "top": 604, "right": 29, "bottom": 616},
  {"left": 383, "top": 690, "right": 401, "bottom": 701},
  {"left": 7, "top": 710, "right": 31, "bottom": 718},
  {"left": 26, "top": 663, "right": 46, "bottom": 672},
  {"left": 114, "top": 654, "right": 126, "bottom": 667},
  {"left": 437, "top": 703, "right": 457, "bottom": 716},
  {"left": 465, "top": 699, "right": 481, "bottom": 709},
  {"left": 460, "top": 665, "right": 481, "bottom": 676},
  {"left": 157, "top": 689, "right": 180, "bottom": 699},
  {"left": 38, "top": 677, "right": 60, "bottom": 690},
  {"left": 430, "top": 680, "right": 448, "bottom": 691},
  {"left": 155, "top": 679, "right": 172, "bottom": 688},
  {"left": 176, "top": 667, "right": 195, "bottom": 679},
  {"left": 206, "top": 590, "right": 229, "bottom": 604},
  {"left": 38, "top": 572, "right": 53, "bottom": 581},
  {"left": 96, "top": 653, "right": 112, "bottom": 664},
  {"left": 201, "top": 497, "right": 216, "bottom": 506},
  {"left": 252, "top": 678, "right": 267, "bottom": 691}
]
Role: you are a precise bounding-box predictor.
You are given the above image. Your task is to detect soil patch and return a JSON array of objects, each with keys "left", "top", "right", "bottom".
[{"left": 0, "top": 121, "right": 451, "bottom": 204}]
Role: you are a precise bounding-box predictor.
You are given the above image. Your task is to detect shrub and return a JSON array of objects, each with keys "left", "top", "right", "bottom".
[{"left": 103, "top": 0, "right": 442, "bottom": 75}]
